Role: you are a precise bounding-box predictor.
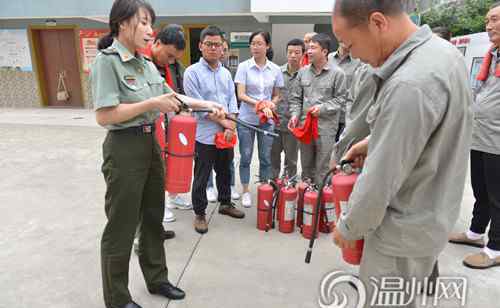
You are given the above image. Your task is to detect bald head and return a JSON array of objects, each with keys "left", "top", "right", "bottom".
[
  {"left": 304, "top": 32, "right": 318, "bottom": 44},
  {"left": 333, "top": 0, "right": 405, "bottom": 26}
]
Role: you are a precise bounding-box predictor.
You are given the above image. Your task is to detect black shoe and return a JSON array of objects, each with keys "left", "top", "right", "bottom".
[
  {"left": 161, "top": 229, "right": 176, "bottom": 240},
  {"left": 121, "top": 302, "right": 142, "bottom": 308},
  {"left": 149, "top": 282, "right": 186, "bottom": 300}
]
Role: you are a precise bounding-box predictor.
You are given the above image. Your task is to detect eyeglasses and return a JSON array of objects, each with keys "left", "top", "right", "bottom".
[{"left": 203, "top": 41, "right": 223, "bottom": 48}]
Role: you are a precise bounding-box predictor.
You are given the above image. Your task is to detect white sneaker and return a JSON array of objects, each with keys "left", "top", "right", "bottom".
[
  {"left": 242, "top": 192, "right": 252, "bottom": 208},
  {"left": 167, "top": 194, "right": 193, "bottom": 210},
  {"left": 163, "top": 207, "right": 176, "bottom": 223},
  {"left": 206, "top": 187, "right": 217, "bottom": 203},
  {"left": 231, "top": 186, "right": 240, "bottom": 200}
]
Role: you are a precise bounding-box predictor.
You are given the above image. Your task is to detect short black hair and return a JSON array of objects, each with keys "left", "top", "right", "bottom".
[
  {"left": 155, "top": 24, "right": 185, "bottom": 50},
  {"left": 311, "top": 33, "right": 332, "bottom": 54},
  {"left": 432, "top": 26, "right": 451, "bottom": 41},
  {"left": 334, "top": 0, "right": 405, "bottom": 26},
  {"left": 249, "top": 31, "right": 271, "bottom": 46},
  {"left": 200, "top": 25, "right": 224, "bottom": 42},
  {"left": 287, "top": 38, "right": 305, "bottom": 53}
]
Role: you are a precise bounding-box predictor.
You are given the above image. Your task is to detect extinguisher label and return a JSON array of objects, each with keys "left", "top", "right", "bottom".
[
  {"left": 325, "top": 202, "right": 336, "bottom": 222},
  {"left": 303, "top": 204, "right": 313, "bottom": 226},
  {"left": 285, "top": 200, "right": 295, "bottom": 221},
  {"left": 340, "top": 201, "right": 348, "bottom": 217},
  {"left": 178, "top": 133, "right": 188, "bottom": 146}
]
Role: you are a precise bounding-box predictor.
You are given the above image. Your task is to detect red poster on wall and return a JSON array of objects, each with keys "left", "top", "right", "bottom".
[{"left": 79, "top": 29, "right": 108, "bottom": 73}]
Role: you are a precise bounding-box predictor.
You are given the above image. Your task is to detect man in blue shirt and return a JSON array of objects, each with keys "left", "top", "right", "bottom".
[{"left": 184, "top": 26, "right": 245, "bottom": 234}]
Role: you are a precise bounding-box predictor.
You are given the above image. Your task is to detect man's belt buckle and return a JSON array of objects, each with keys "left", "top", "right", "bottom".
[{"left": 142, "top": 125, "right": 152, "bottom": 133}]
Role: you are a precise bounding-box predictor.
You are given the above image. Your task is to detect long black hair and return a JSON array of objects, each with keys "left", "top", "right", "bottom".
[
  {"left": 249, "top": 30, "right": 271, "bottom": 46},
  {"left": 98, "top": 0, "right": 156, "bottom": 50}
]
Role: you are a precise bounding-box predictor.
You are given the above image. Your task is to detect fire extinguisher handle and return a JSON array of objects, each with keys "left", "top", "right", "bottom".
[{"left": 339, "top": 159, "right": 355, "bottom": 165}]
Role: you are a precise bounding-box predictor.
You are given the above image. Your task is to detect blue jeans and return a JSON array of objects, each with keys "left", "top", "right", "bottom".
[
  {"left": 207, "top": 160, "right": 235, "bottom": 188},
  {"left": 237, "top": 122, "right": 274, "bottom": 184}
]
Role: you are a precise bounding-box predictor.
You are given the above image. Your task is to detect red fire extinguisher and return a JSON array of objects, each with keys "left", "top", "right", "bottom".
[
  {"left": 164, "top": 114, "right": 197, "bottom": 193},
  {"left": 301, "top": 189, "right": 319, "bottom": 240},
  {"left": 256, "top": 182, "right": 275, "bottom": 231},
  {"left": 296, "top": 181, "right": 310, "bottom": 228},
  {"left": 332, "top": 172, "right": 364, "bottom": 265},
  {"left": 319, "top": 186, "right": 335, "bottom": 233},
  {"left": 278, "top": 184, "right": 298, "bottom": 233},
  {"left": 305, "top": 160, "right": 356, "bottom": 264}
]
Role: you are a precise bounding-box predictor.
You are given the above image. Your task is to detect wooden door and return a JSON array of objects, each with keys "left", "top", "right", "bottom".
[
  {"left": 180, "top": 25, "right": 208, "bottom": 66},
  {"left": 37, "top": 29, "right": 83, "bottom": 107}
]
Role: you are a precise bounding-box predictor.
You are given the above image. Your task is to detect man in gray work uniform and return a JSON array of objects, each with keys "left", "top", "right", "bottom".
[
  {"left": 328, "top": 42, "right": 362, "bottom": 141},
  {"left": 449, "top": 2, "right": 500, "bottom": 269},
  {"left": 331, "top": 1, "right": 473, "bottom": 307}
]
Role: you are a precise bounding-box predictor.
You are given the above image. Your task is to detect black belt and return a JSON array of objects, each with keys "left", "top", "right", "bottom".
[{"left": 111, "top": 124, "right": 155, "bottom": 134}]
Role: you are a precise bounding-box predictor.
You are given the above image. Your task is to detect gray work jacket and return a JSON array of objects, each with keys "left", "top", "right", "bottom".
[
  {"left": 336, "top": 26, "right": 473, "bottom": 258},
  {"left": 289, "top": 63, "right": 347, "bottom": 136}
]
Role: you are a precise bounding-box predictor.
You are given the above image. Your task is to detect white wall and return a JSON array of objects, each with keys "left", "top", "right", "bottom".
[
  {"left": 271, "top": 24, "right": 314, "bottom": 65},
  {"left": 252, "top": 0, "right": 333, "bottom": 13}
]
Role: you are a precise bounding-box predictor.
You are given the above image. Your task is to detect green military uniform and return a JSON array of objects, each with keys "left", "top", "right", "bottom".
[{"left": 90, "top": 39, "right": 172, "bottom": 308}]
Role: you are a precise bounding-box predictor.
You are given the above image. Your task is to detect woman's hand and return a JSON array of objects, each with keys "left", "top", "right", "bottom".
[
  {"left": 151, "top": 93, "right": 180, "bottom": 113},
  {"left": 262, "top": 107, "right": 273, "bottom": 119}
]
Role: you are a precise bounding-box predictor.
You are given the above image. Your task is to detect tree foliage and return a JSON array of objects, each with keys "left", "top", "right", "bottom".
[{"left": 421, "top": 0, "right": 495, "bottom": 36}]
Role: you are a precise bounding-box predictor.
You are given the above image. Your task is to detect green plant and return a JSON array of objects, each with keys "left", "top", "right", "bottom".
[{"left": 421, "top": 0, "right": 495, "bottom": 36}]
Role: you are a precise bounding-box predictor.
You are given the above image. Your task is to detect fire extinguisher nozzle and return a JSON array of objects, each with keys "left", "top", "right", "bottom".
[{"left": 305, "top": 250, "right": 312, "bottom": 264}]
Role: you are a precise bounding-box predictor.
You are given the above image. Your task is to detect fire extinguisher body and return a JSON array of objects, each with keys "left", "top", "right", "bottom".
[
  {"left": 319, "top": 186, "right": 335, "bottom": 233},
  {"left": 332, "top": 172, "right": 364, "bottom": 265},
  {"left": 278, "top": 186, "right": 298, "bottom": 233},
  {"left": 165, "top": 115, "right": 197, "bottom": 193},
  {"left": 302, "top": 191, "right": 318, "bottom": 240},
  {"left": 257, "top": 183, "right": 275, "bottom": 231},
  {"left": 296, "top": 182, "right": 308, "bottom": 228}
]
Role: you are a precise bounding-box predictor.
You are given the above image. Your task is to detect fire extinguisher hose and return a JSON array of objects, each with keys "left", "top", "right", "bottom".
[
  {"left": 305, "top": 159, "right": 354, "bottom": 264},
  {"left": 268, "top": 180, "right": 280, "bottom": 231},
  {"left": 187, "top": 109, "right": 279, "bottom": 138}
]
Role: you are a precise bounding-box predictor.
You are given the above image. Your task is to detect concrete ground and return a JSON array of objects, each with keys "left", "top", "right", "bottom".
[{"left": 0, "top": 108, "right": 499, "bottom": 308}]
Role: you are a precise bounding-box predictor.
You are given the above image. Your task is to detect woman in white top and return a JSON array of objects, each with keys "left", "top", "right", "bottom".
[{"left": 234, "top": 31, "right": 284, "bottom": 207}]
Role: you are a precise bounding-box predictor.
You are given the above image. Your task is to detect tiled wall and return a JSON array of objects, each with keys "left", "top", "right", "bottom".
[
  {"left": 82, "top": 74, "right": 93, "bottom": 110},
  {"left": 0, "top": 69, "right": 93, "bottom": 109},
  {"left": 0, "top": 69, "right": 41, "bottom": 108}
]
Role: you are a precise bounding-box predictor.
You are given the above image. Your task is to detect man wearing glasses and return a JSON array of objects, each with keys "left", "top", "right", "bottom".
[{"left": 184, "top": 26, "right": 245, "bottom": 234}]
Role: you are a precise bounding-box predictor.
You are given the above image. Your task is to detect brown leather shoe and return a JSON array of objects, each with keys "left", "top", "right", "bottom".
[
  {"left": 219, "top": 203, "right": 245, "bottom": 219},
  {"left": 463, "top": 252, "right": 500, "bottom": 269},
  {"left": 449, "top": 232, "right": 485, "bottom": 248},
  {"left": 194, "top": 215, "right": 208, "bottom": 234}
]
